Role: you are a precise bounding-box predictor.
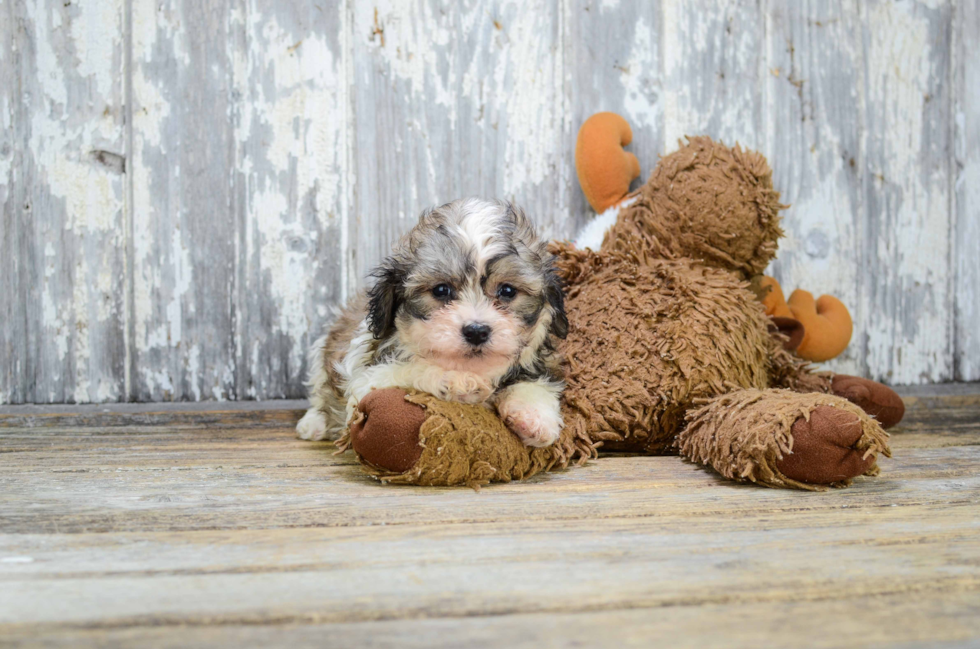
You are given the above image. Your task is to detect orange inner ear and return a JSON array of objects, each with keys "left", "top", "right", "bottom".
[
  {"left": 575, "top": 113, "right": 641, "bottom": 213},
  {"left": 760, "top": 277, "right": 853, "bottom": 362},
  {"left": 787, "top": 290, "right": 853, "bottom": 362}
]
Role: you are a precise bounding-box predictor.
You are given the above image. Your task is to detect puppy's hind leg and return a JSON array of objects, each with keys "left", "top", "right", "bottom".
[{"left": 297, "top": 330, "right": 349, "bottom": 442}]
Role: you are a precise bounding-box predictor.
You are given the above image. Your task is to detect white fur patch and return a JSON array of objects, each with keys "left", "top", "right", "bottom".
[
  {"left": 296, "top": 408, "right": 329, "bottom": 441},
  {"left": 454, "top": 198, "right": 510, "bottom": 272},
  {"left": 495, "top": 378, "right": 563, "bottom": 447},
  {"left": 572, "top": 195, "right": 637, "bottom": 251}
]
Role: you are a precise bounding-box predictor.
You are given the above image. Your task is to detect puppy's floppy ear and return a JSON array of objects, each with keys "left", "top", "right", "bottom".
[
  {"left": 505, "top": 202, "right": 540, "bottom": 250},
  {"left": 544, "top": 265, "right": 568, "bottom": 339},
  {"left": 367, "top": 257, "right": 403, "bottom": 340}
]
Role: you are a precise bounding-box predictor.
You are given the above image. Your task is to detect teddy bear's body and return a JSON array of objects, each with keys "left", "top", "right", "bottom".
[{"left": 557, "top": 249, "right": 773, "bottom": 454}]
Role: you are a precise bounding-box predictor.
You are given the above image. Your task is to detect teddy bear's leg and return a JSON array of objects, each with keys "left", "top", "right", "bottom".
[
  {"left": 677, "top": 388, "right": 891, "bottom": 490},
  {"left": 766, "top": 333, "right": 905, "bottom": 428},
  {"left": 830, "top": 375, "right": 905, "bottom": 429}
]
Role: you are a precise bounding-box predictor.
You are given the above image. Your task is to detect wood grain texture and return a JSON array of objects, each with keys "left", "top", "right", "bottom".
[
  {"left": 954, "top": 0, "right": 980, "bottom": 382},
  {"left": 859, "top": 0, "right": 954, "bottom": 384},
  {"left": 764, "top": 0, "right": 867, "bottom": 377},
  {"left": 0, "top": 386, "right": 978, "bottom": 646},
  {"left": 350, "top": 0, "right": 569, "bottom": 284},
  {"left": 5, "top": 594, "right": 979, "bottom": 649},
  {"left": 1, "top": 0, "right": 128, "bottom": 405},
  {"left": 1, "top": 0, "right": 977, "bottom": 403},
  {"left": 236, "top": 0, "right": 350, "bottom": 399},
  {"left": 661, "top": 0, "right": 766, "bottom": 149},
  {"left": 129, "top": 0, "right": 241, "bottom": 401}
]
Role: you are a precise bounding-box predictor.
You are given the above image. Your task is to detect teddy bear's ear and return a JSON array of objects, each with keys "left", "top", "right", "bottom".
[{"left": 576, "top": 112, "right": 641, "bottom": 213}]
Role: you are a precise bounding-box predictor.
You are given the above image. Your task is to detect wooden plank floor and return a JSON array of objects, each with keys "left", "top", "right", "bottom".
[{"left": 1, "top": 386, "right": 979, "bottom": 648}]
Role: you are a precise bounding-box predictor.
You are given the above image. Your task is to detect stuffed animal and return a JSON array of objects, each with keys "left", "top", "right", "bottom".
[{"left": 337, "top": 112, "right": 905, "bottom": 490}]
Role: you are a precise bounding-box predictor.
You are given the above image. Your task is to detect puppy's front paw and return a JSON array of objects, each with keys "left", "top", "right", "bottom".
[
  {"left": 296, "top": 408, "right": 328, "bottom": 441},
  {"left": 437, "top": 371, "right": 494, "bottom": 405},
  {"left": 502, "top": 406, "right": 561, "bottom": 448}
]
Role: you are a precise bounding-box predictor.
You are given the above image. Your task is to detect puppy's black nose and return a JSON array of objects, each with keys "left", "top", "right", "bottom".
[{"left": 462, "top": 323, "right": 491, "bottom": 346}]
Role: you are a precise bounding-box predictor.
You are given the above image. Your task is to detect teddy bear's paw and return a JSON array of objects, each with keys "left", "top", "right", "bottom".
[
  {"left": 776, "top": 405, "right": 876, "bottom": 485},
  {"left": 831, "top": 375, "right": 905, "bottom": 428},
  {"left": 296, "top": 408, "right": 329, "bottom": 441},
  {"left": 350, "top": 388, "right": 427, "bottom": 473}
]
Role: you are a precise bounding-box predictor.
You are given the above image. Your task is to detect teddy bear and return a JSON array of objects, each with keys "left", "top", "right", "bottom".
[{"left": 335, "top": 112, "right": 905, "bottom": 490}]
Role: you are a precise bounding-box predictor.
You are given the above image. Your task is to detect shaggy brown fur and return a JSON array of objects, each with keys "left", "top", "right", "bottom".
[
  {"left": 679, "top": 389, "right": 890, "bottom": 491},
  {"left": 604, "top": 137, "right": 785, "bottom": 279},
  {"left": 554, "top": 242, "right": 772, "bottom": 453},
  {"left": 321, "top": 293, "right": 369, "bottom": 406}
]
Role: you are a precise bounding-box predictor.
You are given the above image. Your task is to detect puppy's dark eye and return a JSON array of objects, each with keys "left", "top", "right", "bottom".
[
  {"left": 497, "top": 284, "right": 518, "bottom": 300},
  {"left": 432, "top": 283, "right": 454, "bottom": 300}
]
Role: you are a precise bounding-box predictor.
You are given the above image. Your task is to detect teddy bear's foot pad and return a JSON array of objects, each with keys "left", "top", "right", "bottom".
[
  {"left": 349, "top": 388, "right": 426, "bottom": 473},
  {"left": 831, "top": 375, "right": 905, "bottom": 428},
  {"left": 776, "top": 405, "right": 876, "bottom": 485}
]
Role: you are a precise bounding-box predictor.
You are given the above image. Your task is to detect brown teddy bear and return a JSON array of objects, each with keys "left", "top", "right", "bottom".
[{"left": 337, "top": 113, "right": 905, "bottom": 490}]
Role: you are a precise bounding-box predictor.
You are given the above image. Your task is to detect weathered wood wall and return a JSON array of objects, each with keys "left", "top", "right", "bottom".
[{"left": 1, "top": 0, "right": 977, "bottom": 404}]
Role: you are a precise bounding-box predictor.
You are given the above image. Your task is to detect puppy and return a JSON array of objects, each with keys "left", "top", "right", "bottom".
[{"left": 296, "top": 198, "right": 568, "bottom": 448}]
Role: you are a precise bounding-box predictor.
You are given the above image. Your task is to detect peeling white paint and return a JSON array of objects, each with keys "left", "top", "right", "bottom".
[
  {"left": 955, "top": 157, "right": 980, "bottom": 379},
  {"left": 362, "top": 1, "right": 455, "bottom": 114},
  {"left": 5, "top": 0, "right": 127, "bottom": 404},
  {"left": 954, "top": 0, "right": 980, "bottom": 382},
  {"left": 68, "top": 1, "right": 121, "bottom": 101},
  {"left": 620, "top": 17, "right": 660, "bottom": 135},
  {"left": 863, "top": 0, "right": 951, "bottom": 384},
  {"left": 71, "top": 256, "right": 92, "bottom": 403},
  {"left": 499, "top": 7, "right": 562, "bottom": 201},
  {"left": 241, "top": 9, "right": 348, "bottom": 388},
  {"left": 662, "top": 0, "right": 765, "bottom": 149}
]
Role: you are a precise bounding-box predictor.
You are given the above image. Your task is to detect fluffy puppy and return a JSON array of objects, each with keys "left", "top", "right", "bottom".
[{"left": 296, "top": 198, "right": 568, "bottom": 448}]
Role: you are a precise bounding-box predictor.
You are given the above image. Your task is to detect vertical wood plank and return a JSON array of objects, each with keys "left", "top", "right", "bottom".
[
  {"left": 763, "top": 0, "right": 867, "bottom": 377},
  {"left": 661, "top": 0, "right": 766, "bottom": 150},
  {"left": 236, "top": 0, "right": 349, "bottom": 398},
  {"left": 860, "top": 0, "right": 953, "bottom": 384},
  {"left": 349, "top": 0, "right": 457, "bottom": 284},
  {"left": 562, "top": 0, "right": 663, "bottom": 233},
  {"left": 349, "top": 0, "right": 566, "bottom": 282},
  {"left": 0, "top": 0, "right": 128, "bottom": 404},
  {"left": 454, "top": 1, "right": 567, "bottom": 239},
  {"left": 954, "top": 0, "right": 980, "bottom": 381},
  {"left": 129, "top": 0, "right": 240, "bottom": 400}
]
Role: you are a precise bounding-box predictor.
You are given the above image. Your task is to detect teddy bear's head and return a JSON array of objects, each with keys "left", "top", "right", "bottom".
[{"left": 603, "top": 136, "right": 786, "bottom": 279}]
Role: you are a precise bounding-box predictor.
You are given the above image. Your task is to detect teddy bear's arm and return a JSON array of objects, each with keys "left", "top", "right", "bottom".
[
  {"left": 345, "top": 388, "right": 596, "bottom": 487},
  {"left": 766, "top": 333, "right": 906, "bottom": 428}
]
